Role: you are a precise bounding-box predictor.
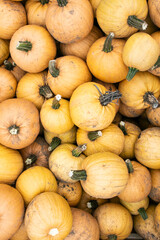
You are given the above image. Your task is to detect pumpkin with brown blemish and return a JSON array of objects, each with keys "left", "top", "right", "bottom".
[{"left": 149, "top": 169, "right": 160, "bottom": 202}]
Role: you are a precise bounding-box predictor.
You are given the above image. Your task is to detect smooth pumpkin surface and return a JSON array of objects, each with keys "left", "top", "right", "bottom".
[
  {"left": 148, "top": 0, "right": 160, "bottom": 28},
  {"left": 119, "top": 101, "right": 144, "bottom": 118},
  {"left": 0, "top": 39, "right": 9, "bottom": 65},
  {"left": 89, "top": 0, "right": 101, "bottom": 15},
  {"left": 25, "top": 192, "right": 73, "bottom": 240},
  {"left": 94, "top": 203, "right": 133, "bottom": 240},
  {"left": 10, "top": 222, "right": 29, "bottom": 240},
  {"left": 149, "top": 169, "right": 160, "bottom": 202},
  {"left": 0, "top": 98, "right": 40, "bottom": 149},
  {"left": 0, "top": 184, "right": 24, "bottom": 240}
]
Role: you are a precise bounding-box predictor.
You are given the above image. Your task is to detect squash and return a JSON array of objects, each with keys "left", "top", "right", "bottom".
[
  {"left": 119, "top": 121, "right": 141, "bottom": 159},
  {"left": 0, "top": 67, "right": 17, "bottom": 102},
  {"left": 118, "top": 160, "right": 151, "bottom": 203},
  {"left": 89, "top": 0, "right": 101, "bottom": 15},
  {"left": 45, "top": 0, "right": 94, "bottom": 44},
  {"left": 49, "top": 143, "right": 86, "bottom": 183},
  {"left": 25, "top": 192, "right": 72, "bottom": 240},
  {"left": 135, "top": 127, "right": 160, "bottom": 169},
  {"left": 0, "top": 0, "right": 27, "bottom": 39},
  {"left": 57, "top": 181, "right": 82, "bottom": 207},
  {"left": 146, "top": 102, "right": 160, "bottom": 127},
  {"left": 86, "top": 33, "right": 128, "bottom": 83},
  {"left": 96, "top": 0, "right": 148, "bottom": 38},
  {"left": 148, "top": 0, "right": 160, "bottom": 28},
  {"left": 10, "top": 24, "right": 57, "bottom": 73},
  {"left": 149, "top": 169, "right": 160, "bottom": 202},
  {"left": 70, "top": 152, "right": 129, "bottom": 199},
  {"left": 94, "top": 203, "right": 133, "bottom": 240},
  {"left": 118, "top": 71, "right": 160, "bottom": 110},
  {"left": 0, "top": 98, "right": 40, "bottom": 149},
  {"left": 10, "top": 222, "right": 29, "bottom": 240},
  {"left": 20, "top": 136, "right": 49, "bottom": 169},
  {"left": 47, "top": 56, "right": 92, "bottom": 99},
  {"left": 70, "top": 82, "right": 121, "bottom": 131},
  {"left": 16, "top": 166, "right": 57, "bottom": 205},
  {"left": 0, "top": 144, "right": 23, "bottom": 184},
  {"left": 154, "top": 203, "right": 160, "bottom": 234},
  {"left": 16, "top": 71, "right": 54, "bottom": 110},
  {"left": 76, "top": 123, "right": 124, "bottom": 156},
  {"left": 149, "top": 31, "right": 160, "bottom": 77},
  {"left": 122, "top": 32, "right": 159, "bottom": 80},
  {"left": 44, "top": 125, "right": 77, "bottom": 152},
  {"left": 40, "top": 95, "right": 74, "bottom": 134},
  {"left": 119, "top": 101, "right": 144, "bottom": 118},
  {"left": 65, "top": 208, "right": 100, "bottom": 240},
  {"left": 60, "top": 26, "right": 103, "bottom": 60},
  {"left": 0, "top": 184, "right": 24, "bottom": 240},
  {"left": 0, "top": 39, "right": 9, "bottom": 65}
]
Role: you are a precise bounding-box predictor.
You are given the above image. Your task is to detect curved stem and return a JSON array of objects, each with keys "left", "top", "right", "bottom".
[
  {"left": 52, "top": 95, "right": 61, "bottom": 109},
  {"left": 103, "top": 32, "right": 114, "bottom": 53},
  {"left": 138, "top": 207, "right": 148, "bottom": 220},
  {"left": 125, "top": 159, "right": 134, "bottom": 173},
  {"left": 49, "top": 60, "right": 59, "bottom": 78},
  {"left": 126, "top": 67, "right": 139, "bottom": 81},
  {"left": 39, "top": 85, "right": 54, "bottom": 99},
  {"left": 72, "top": 144, "right": 87, "bottom": 157},
  {"left": 48, "top": 137, "right": 61, "bottom": 151},
  {"left": 87, "top": 200, "right": 98, "bottom": 210},
  {"left": 4, "top": 60, "right": 16, "bottom": 70},
  {"left": 57, "top": 0, "right": 68, "bottom": 7},
  {"left": 88, "top": 130, "right": 102, "bottom": 141},
  {"left": 119, "top": 121, "right": 127, "bottom": 135},
  {"left": 127, "top": 15, "right": 148, "bottom": 30},
  {"left": 40, "top": 0, "right": 49, "bottom": 4},
  {"left": 16, "top": 41, "right": 32, "bottom": 52},
  {"left": 108, "top": 235, "right": 117, "bottom": 240},
  {"left": 150, "top": 56, "right": 160, "bottom": 71},
  {"left": 8, "top": 125, "right": 19, "bottom": 135},
  {"left": 69, "top": 170, "right": 87, "bottom": 180},
  {"left": 25, "top": 154, "right": 37, "bottom": 166},
  {"left": 143, "top": 92, "right": 159, "bottom": 109}
]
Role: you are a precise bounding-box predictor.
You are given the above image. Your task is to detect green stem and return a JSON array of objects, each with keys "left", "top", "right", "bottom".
[
  {"left": 49, "top": 60, "right": 59, "bottom": 78},
  {"left": 16, "top": 41, "right": 32, "bottom": 52},
  {"left": 143, "top": 91, "right": 159, "bottom": 109},
  {"left": 39, "top": 85, "right": 54, "bottom": 99},
  {"left": 108, "top": 234, "right": 117, "bottom": 240},
  {"left": 25, "top": 154, "right": 37, "bottom": 166},
  {"left": 126, "top": 67, "right": 139, "bottom": 81},
  {"left": 40, "top": 0, "right": 49, "bottom": 5},
  {"left": 48, "top": 137, "right": 61, "bottom": 151},
  {"left": 127, "top": 15, "right": 148, "bottom": 30},
  {"left": 4, "top": 60, "right": 16, "bottom": 70},
  {"left": 69, "top": 170, "right": 87, "bottom": 180},
  {"left": 52, "top": 95, "right": 61, "bottom": 109},
  {"left": 88, "top": 130, "right": 102, "bottom": 141},
  {"left": 150, "top": 56, "right": 160, "bottom": 71},
  {"left": 57, "top": 0, "right": 68, "bottom": 7},
  {"left": 87, "top": 200, "right": 98, "bottom": 210},
  {"left": 125, "top": 159, "right": 134, "bottom": 173},
  {"left": 103, "top": 32, "right": 114, "bottom": 53},
  {"left": 8, "top": 125, "right": 19, "bottom": 135},
  {"left": 138, "top": 207, "right": 148, "bottom": 220},
  {"left": 72, "top": 144, "right": 87, "bottom": 157},
  {"left": 119, "top": 121, "right": 127, "bottom": 135}
]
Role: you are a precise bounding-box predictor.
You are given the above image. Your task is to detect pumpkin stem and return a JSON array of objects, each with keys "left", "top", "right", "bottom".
[
  {"left": 119, "top": 121, "right": 127, "bottom": 135},
  {"left": 8, "top": 125, "right": 19, "bottom": 135},
  {"left": 25, "top": 154, "right": 37, "bottom": 167},
  {"left": 69, "top": 170, "right": 87, "bottom": 180},
  {"left": 72, "top": 144, "right": 87, "bottom": 157},
  {"left": 40, "top": 0, "right": 49, "bottom": 5},
  {"left": 88, "top": 130, "right": 102, "bottom": 141},
  {"left": 150, "top": 56, "right": 160, "bottom": 71},
  {"left": 138, "top": 207, "right": 148, "bottom": 220},
  {"left": 108, "top": 234, "right": 117, "bottom": 240},
  {"left": 125, "top": 159, "right": 134, "bottom": 173},
  {"left": 143, "top": 92, "right": 159, "bottom": 109},
  {"left": 57, "top": 0, "right": 68, "bottom": 7},
  {"left": 49, "top": 228, "right": 59, "bottom": 236},
  {"left": 87, "top": 200, "right": 98, "bottom": 210},
  {"left": 16, "top": 41, "right": 32, "bottom": 52},
  {"left": 94, "top": 85, "right": 122, "bottom": 106},
  {"left": 52, "top": 94, "right": 61, "bottom": 109},
  {"left": 49, "top": 60, "right": 59, "bottom": 78},
  {"left": 4, "top": 60, "right": 16, "bottom": 70},
  {"left": 126, "top": 67, "right": 139, "bottom": 81},
  {"left": 48, "top": 137, "right": 61, "bottom": 151},
  {"left": 39, "top": 85, "right": 54, "bottom": 99},
  {"left": 127, "top": 15, "right": 148, "bottom": 30},
  {"left": 103, "top": 32, "right": 114, "bottom": 53}
]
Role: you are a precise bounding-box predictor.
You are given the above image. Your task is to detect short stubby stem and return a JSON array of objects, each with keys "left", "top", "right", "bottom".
[
  {"left": 126, "top": 67, "right": 139, "bottom": 81},
  {"left": 48, "top": 137, "right": 61, "bottom": 151},
  {"left": 87, "top": 200, "right": 98, "bottom": 210},
  {"left": 119, "top": 121, "right": 127, "bottom": 135},
  {"left": 4, "top": 60, "right": 16, "bottom": 70},
  {"left": 125, "top": 159, "right": 134, "bottom": 173},
  {"left": 108, "top": 234, "right": 117, "bottom": 240},
  {"left": 57, "top": 0, "right": 68, "bottom": 7},
  {"left": 25, "top": 154, "right": 37, "bottom": 166},
  {"left": 138, "top": 207, "right": 148, "bottom": 220},
  {"left": 52, "top": 94, "right": 61, "bottom": 109},
  {"left": 72, "top": 144, "right": 87, "bottom": 157},
  {"left": 8, "top": 125, "right": 19, "bottom": 135},
  {"left": 39, "top": 85, "right": 54, "bottom": 99},
  {"left": 127, "top": 15, "right": 148, "bottom": 30},
  {"left": 69, "top": 170, "right": 87, "bottom": 180},
  {"left": 150, "top": 56, "right": 160, "bottom": 71},
  {"left": 103, "top": 32, "right": 115, "bottom": 53},
  {"left": 88, "top": 130, "right": 102, "bottom": 141},
  {"left": 16, "top": 41, "right": 32, "bottom": 52},
  {"left": 40, "top": 0, "right": 49, "bottom": 5},
  {"left": 143, "top": 91, "right": 159, "bottom": 109},
  {"left": 49, "top": 60, "right": 59, "bottom": 78}
]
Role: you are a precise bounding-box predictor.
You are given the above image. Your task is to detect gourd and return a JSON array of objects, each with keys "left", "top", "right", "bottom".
[{"left": 149, "top": 169, "right": 160, "bottom": 202}]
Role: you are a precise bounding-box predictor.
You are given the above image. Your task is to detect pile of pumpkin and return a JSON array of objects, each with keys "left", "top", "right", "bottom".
[{"left": 1, "top": 0, "right": 160, "bottom": 239}]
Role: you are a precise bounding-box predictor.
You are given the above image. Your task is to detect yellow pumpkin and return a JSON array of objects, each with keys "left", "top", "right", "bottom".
[
  {"left": 149, "top": 169, "right": 160, "bottom": 202},
  {"left": 0, "top": 39, "right": 9, "bottom": 65},
  {"left": 10, "top": 222, "right": 29, "bottom": 240},
  {"left": 149, "top": 31, "right": 160, "bottom": 77}
]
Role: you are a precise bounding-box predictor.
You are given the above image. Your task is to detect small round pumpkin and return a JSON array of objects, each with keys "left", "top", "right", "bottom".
[
  {"left": 149, "top": 169, "right": 160, "bottom": 202},
  {"left": 10, "top": 222, "right": 29, "bottom": 240},
  {"left": 148, "top": 0, "right": 160, "bottom": 28},
  {"left": 119, "top": 101, "right": 144, "bottom": 118},
  {"left": 0, "top": 39, "right": 9, "bottom": 65}
]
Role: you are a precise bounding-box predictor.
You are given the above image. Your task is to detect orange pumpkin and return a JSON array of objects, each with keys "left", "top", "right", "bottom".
[
  {"left": 149, "top": 169, "right": 160, "bottom": 202},
  {"left": 119, "top": 101, "right": 144, "bottom": 118},
  {"left": 154, "top": 203, "right": 160, "bottom": 234},
  {"left": 149, "top": 31, "right": 160, "bottom": 77},
  {"left": 10, "top": 222, "right": 29, "bottom": 240},
  {"left": 146, "top": 102, "right": 160, "bottom": 127},
  {"left": 89, "top": 0, "right": 101, "bottom": 15},
  {"left": 148, "top": 0, "right": 160, "bottom": 28},
  {"left": 0, "top": 39, "right": 9, "bottom": 65}
]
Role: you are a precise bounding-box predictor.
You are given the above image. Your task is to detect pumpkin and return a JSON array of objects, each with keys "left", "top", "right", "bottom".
[
  {"left": 25, "top": 192, "right": 72, "bottom": 240},
  {"left": 122, "top": 32, "right": 159, "bottom": 80},
  {"left": 93, "top": 79, "right": 117, "bottom": 91},
  {"left": 89, "top": 0, "right": 101, "bottom": 15},
  {"left": 40, "top": 95, "right": 74, "bottom": 134},
  {"left": 149, "top": 169, "right": 160, "bottom": 202},
  {"left": 119, "top": 121, "right": 141, "bottom": 159},
  {"left": 134, "top": 205, "right": 159, "bottom": 240},
  {"left": 57, "top": 181, "right": 82, "bottom": 207},
  {"left": 16, "top": 166, "right": 57, "bottom": 205},
  {"left": 0, "top": 184, "right": 24, "bottom": 240},
  {"left": 120, "top": 197, "right": 149, "bottom": 220},
  {"left": 60, "top": 26, "right": 103, "bottom": 60},
  {"left": 154, "top": 203, "right": 160, "bottom": 234},
  {"left": 119, "top": 101, "right": 144, "bottom": 118},
  {"left": 20, "top": 136, "right": 49, "bottom": 169},
  {"left": 10, "top": 222, "right": 29, "bottom": 240},
  {"left": 65, "top": 208, "right": 100, "bottom": 240},
  {"left": 49, "top": 143, "right": 86, "bottom": 183},
  {"left": 0, "top": 67, "right": 17, "bottom": 102},
  {"left": 0, "top": 39, "right": 9, "bottom": 65},
  {"left": 76, "top": 123, "right": 124, "bottom": 156},
  {"left": 45, "top": 0, "right": 94, "bottom": 44},
  {"left": 47, "top": 56, "right": 92, "bottom": 99},
  {"left": 70, "top": 82, "right": 121, "bottom": 131},
  {"left": 94, "top": 203, "right": 133, "bottom": 240},
  {"left": 118, "top": 71, "right": 160, "bottom": 110},
  {"left": 0, "top": 98, "right": 40, "bottom": 149},
  {"left": 70, "top": 152, "right": 129, "bottom": 199},
  {"left": 118, "top": 160, "right": 151, "bottom": 203},
  {"left": 44, "top": 125, "right": 77, "bottom": 152},
  {"left": 16, "top": 71, "right": 54, "bottom": 110},
  {"left": 148, "top": 0, "right": 160, "bottom": 28},
  {"left": 149, "top": 31, "right": 160, "bottom": 77},
  {"left": 146, "top": 102, "right": 160, "bottom": 127},
  {"left": 10, "top": 24, "right": 57, "bottom": 73},
  {"left": 96, "top": 0, "right": 148, "bottom": 38},
  {"left": 0, "top": 0, "right": 27, "bottom": 39},
  {"left": 0, "top": 144, "right": 23, "bottom": 184},
  {"left": 25, "top": 0, "right": 52, "bottom": 27},
  {"left": 135, "top": 127, "right": 160, "bottom": 169},
  {"left": 86, "top": 33, "right": 128, "bottom": 83}
]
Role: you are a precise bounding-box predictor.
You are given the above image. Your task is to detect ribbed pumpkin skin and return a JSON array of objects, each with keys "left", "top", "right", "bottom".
[
  {"left": 0, "top": 39, "right": 9, "bottom": 65},
  {"left": 149, "top": 169, "right": 160, "bottom": 202},
  {"left": 10, "top": 222, "right": 29, "bottom": 240},
  {"left": 146, "top": 104, "right": 160, "bottom": 127},
  {"left": 120, "top": 197, "right": 149, "bottom": 215},
  {"left": 148, "top": 0, "right": 160, "bottom": 28},
  {"left": 149, "top": 31, "right": 160, "bottom": 77},
  {"left": 25, "top": 192, "right": 73, "bottom": 240}
]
